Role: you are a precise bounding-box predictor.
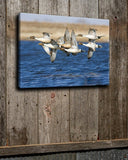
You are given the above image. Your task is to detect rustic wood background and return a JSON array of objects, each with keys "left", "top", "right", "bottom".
[{"left": 0, "top": 0, "right": 128, "bottom": 147}]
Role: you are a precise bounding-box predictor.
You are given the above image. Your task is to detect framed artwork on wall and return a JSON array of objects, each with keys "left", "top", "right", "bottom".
[{"left": 18, "top": 13, "right": 109, "bottom": 88}]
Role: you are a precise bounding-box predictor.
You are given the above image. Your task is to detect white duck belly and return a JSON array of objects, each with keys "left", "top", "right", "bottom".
[
  {"left": 65, "top": 48, "right": 81, "bottom": 53},
  {"left": 85, "top": 34, "right": 97, "bottom": 40},
  {"left": 83, "top": 42, "right": 96, "bottom": 51},
  {"left": 44, "top": 43, "right": 55, "bottom": 49},
  {"left": 35, "top": 37, "right": 51, "bottom": 43}
]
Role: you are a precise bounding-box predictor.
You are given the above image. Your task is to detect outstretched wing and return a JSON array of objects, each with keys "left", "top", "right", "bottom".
[
  {"left": 43, "top": 46, "right": 51, "bottom": 56},
  {"left": 88, "top": 28, "right": 96, "bottom": 36},
  {"left": 42, "top": 32, "right": 50, "bottom": 38},
  {"left": 50, "top": 39, "right": 59, "bottom": 46},
  {"left": 50, "top": 49, "right": 57, "bottom": 62},
  {"left": 88, "top": 48, "right": 94, "bottom": 59},
  {"left": 64, "top": 28, "right": 70, "bottom": 43},
  {"left": 57, "top": 37, "right": 64, "bottom": 44},
  {"left": 71, "top": 30, "right": 78, "bottom": 49}
]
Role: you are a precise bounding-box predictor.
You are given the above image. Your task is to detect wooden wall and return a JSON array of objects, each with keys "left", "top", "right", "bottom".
[{"left": 0, "top": 0, "right": 128, "bottom": 147}]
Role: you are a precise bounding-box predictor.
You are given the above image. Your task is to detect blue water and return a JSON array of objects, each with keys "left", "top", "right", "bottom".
[{"left": 18, "top": 41, "right": 109, "bottom": 88}]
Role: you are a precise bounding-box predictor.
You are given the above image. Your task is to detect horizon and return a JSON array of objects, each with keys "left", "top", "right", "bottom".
[{"left": 20, "top": 13, "right": 109, "bottom": 26}]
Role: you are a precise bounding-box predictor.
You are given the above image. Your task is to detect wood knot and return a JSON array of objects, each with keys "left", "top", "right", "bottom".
[
  {"left": 114, "top": 16, "right": 117, "bottom": 20},
  {"left": 51, "top": 92, "right": 55, "bottom": 98},
  {"left": 113, "top": 16, "right": 118, "bottom": 22}
]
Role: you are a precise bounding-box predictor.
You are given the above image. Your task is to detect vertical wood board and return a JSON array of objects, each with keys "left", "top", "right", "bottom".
[
  {"left": 69, "top": 0, "right": 99, "bottom": 141},
  {"left": 6, "top": 0, "right": 39, "bottom": 145},
  {"left": 98, "top": 0, "right": 128, "bottom": 139},
  {"left": 38, "top": 0, "right": 70, "bottom": 144},
  {"left": 0, "top": 0, "right": 6, "bottom": 146}
]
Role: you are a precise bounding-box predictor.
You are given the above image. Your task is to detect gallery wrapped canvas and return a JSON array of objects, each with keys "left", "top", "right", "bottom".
[{"left": 19, "top": 13, "right": 109, "bottom": 88}]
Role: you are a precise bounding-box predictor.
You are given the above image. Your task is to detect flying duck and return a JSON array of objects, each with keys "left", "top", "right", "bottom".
[
  {"left": 77, "top": 28, "right": 104, "bottom": 42},
  {"left": 64, "top": 30, "right": 84, "bottom": 55},
  {"left": 30, "top": 32, "right": 51, "bottom": 43},
  {"left": 38, "top": 39, "right": 58, "bottom": 62},
  {"left": 60, "top": 28, "right": 71, "bottom": 49},
  {"left": 80, "top": 41, "right": 102, "bottom": 59}
]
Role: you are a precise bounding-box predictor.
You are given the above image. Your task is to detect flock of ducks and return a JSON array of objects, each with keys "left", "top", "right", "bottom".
[{"left": 30, "top": 28, "right": 103, "bottom": 62}]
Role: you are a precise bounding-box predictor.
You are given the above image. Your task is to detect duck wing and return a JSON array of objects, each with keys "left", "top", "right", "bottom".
[
  {"left": 38, "top": 42, "right": 51, "bottom": 55},
  {"left": 50, "top": 39, "right": 59, "bottom": 48},
  {"left": 71, "top": 30, "right": 78, "bottom": 49},
  {"left": 57, "top": 37, "right": 64, "bottom": 48},
  {"left": 88, "top": 28, "right": 96, "bottom": 36},
  {"left": 44, "top": 39, "right": 59, "bottom": 49},
  {"left": 64, "top": 28, "right": 70, "bottom": 44},
  {"left": 43, "top": 45, "right": 51, "bottom": 56},
  {"left": 57, "top": 36, "right": 64, "bottom": 44},
  {"left": 50, "top": 49, "right": 57, "bottom": 62},
  {"left": 87, "top": 48, "right": 94, "bottom": 59},
  {"left": 42, "top": 32, "right": 50, "bottom": 38}
]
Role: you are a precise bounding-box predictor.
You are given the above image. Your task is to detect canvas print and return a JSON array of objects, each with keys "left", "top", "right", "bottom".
[{"left": 19, "top": 13, "right": 109, "bottom": 88}]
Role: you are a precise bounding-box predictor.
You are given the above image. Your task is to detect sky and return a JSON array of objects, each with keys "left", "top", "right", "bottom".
[{"left": 20, "top": 13, "right": 109, "bottom": 26}]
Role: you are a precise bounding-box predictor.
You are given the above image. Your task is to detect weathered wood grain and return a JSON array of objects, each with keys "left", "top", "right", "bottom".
[
  {"left": 127, "top": 1, "right": 128, "bottom": 139},
  {"left": 98, "top": 1, "right": 111, "bottom": 140},
  {"left": 1, "top": 0, "right": 128, "bottom": 151},
  {"left": 6, "top": 0, "right": 39, "bottom": 145},
  {"left": 70, "top": 0, "right": 98, "bottom": 18},
  {"left": 98, "top": 86, "right": 111, "bottom": 140},
  {"left": 1, "top": 139, "right": 128, "bottom": 157},
  {"left": 0, "top": 0, "right": 6, "bottom": 146},
  {"left": 98, "top": 0, "right": 128, "bottom": 139},
  {"left": 38, "top": 0, "right": 70, "bottom": 144},
  {"left": 69, "top": 0, "right": 99, "bottom": 141}
]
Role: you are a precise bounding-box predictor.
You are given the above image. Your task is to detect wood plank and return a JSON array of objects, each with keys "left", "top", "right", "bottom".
[
  {"left": 98, "top": 1, "right": 111, "bottom": 140},
  {"left": 127, "top": 0, "right": 128, "bottom": 139},
  {"left": 38, "top": 0, "right": 70, "bottom": 144},
  {"left": 98, "top": 0, "right": 128, "bottom": 139},
  {"left": 0, "top": 0, "right": 6, "bottom": 146},
  {"left": 97, "top": 0, "right": 111, "bottom": 138},
  {"left": 1, "top": 139, "right": 128, "bottom": 157},
  {"left": 69, "top": 0, "right": 99, "bottom": 141},
  {"left": 98, "top": 86, "right": 111, "bottom": 140},
  {"left": 6, "top": 0, "right": 39, "bottom": 145}
]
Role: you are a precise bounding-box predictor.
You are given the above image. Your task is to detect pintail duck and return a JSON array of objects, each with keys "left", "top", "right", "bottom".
[
  {"left": 60, "top": 28, "right": 71, "bottom": 49},
  {"left": 38, "top": 39, "right": 59, "bottom": 63},
  {"left": 65, "top": 30, "right": 84, "bottom": 55},
  {"left": 30, "top": 32, "right": 51, "bottom": 43},
  {"left": 77, "top": 28, "right": 104, "bottom": 42},
  {"left": 80, "top": 41, "right": 102, "bottom": 59}
]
